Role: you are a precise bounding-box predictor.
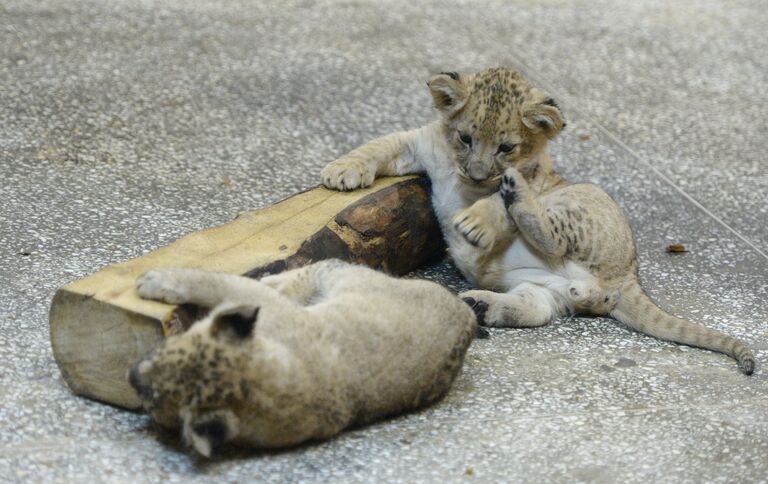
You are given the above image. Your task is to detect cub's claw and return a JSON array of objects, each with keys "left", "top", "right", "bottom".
[
  {"left": 320, "top": 159, "right": 375, "bottom": 191},
  {"left": 462, "top": 297, "right": 489, "bottom": 328},
  {"left": 452, "top": 209, "right": 494, "bottom": 250}
]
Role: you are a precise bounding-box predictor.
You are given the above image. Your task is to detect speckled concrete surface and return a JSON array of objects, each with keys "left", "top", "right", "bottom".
[
  {"left": 1, "top": 0, "right": 767, "bottom": 482},
  {"left": 499, "top": 0, "right": 768, "bottom": 255}
]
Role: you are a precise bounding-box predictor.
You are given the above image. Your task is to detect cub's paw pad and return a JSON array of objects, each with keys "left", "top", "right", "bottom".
[
  {"left": 462, "top": 297, "right": 490, "bottom": 326},
  {"left": 136, "top": 270, "right": 186, "bottom": 304},
  {"left": 500, "top": 171, "right": 519, "bottom": 208}
]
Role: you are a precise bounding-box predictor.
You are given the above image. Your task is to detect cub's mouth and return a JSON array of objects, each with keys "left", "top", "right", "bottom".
[{"left": 456, "top": 169, "right": 503, "bottom": 187}]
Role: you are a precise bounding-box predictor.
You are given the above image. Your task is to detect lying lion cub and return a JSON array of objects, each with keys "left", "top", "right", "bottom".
[{"left": 129, "top": 259, "right": 477, "bottom": 457}]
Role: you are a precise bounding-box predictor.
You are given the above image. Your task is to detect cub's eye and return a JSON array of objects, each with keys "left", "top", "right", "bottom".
[
  {"left": 459, "top": 133, "right": 473, "bottom": 146},
  {"left": 498, "top": 143, "right": 516, "bottom": 154}
]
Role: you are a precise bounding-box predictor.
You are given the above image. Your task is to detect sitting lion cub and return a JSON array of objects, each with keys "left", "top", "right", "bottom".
[
  {"left": 129, "top": 259, "right": 477, "bottom": 457},
  {"left": 321, "top": 67, "right": 756, "bottom": 375}
]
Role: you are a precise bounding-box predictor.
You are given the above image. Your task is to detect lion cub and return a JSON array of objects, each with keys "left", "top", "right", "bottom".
[
  {"left": 129, "top": 259, "right": 477, "bottom": 456},
  {"left": 321, "top": 67, "right": 755, "bottom": 374}
]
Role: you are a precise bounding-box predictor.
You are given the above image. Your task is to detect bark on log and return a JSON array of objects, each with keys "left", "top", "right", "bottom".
[{"left": 49, "top": 176, "right": 444, "bottom": 409}]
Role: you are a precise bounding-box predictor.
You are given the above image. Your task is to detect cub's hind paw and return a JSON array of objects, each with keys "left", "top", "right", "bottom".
[
  {"left": 136, "top": 269, "right": 188, "bottom": 304},
  {"left": 567, "top": 281, "right": 603, "bottom": 304},
  {"left": 568, "top": 281, "right": 620, "bottom": 315},
  {"left": 500, "top": 168, "right": 525, "bottom": 209}
]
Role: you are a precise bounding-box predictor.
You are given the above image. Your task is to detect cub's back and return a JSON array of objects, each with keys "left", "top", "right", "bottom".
[{"left": 303, "top": 265, "right": 477, "bottom": 419}]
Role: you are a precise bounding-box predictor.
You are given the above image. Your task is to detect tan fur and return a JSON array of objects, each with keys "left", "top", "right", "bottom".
[
  {"left": 129, "top": 260, "right": 476, "bottom": 456},
  {"left": 321, "top": 67, "right": 756, "bottom": 375}
]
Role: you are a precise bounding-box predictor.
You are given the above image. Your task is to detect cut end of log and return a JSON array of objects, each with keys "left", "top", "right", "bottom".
[{"left": 50, "top": 290, "right": 165, "bottom": 409}]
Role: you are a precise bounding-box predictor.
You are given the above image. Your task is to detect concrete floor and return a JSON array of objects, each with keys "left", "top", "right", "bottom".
[{"left": 1, "top": 0, "right": 767, "bottom": 482}]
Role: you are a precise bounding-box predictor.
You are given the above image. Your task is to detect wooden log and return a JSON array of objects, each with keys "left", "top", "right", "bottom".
[{"left": 49, "top": 176, "right": 444, "bottom": 409}]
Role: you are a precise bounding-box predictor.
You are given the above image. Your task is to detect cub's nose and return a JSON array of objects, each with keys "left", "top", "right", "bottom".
[
  {"left": 128, "top": 360, "right": 153, "bottom": 399},
  {"left": 467, "top": 164, "right": 491, "bottom": 182}
]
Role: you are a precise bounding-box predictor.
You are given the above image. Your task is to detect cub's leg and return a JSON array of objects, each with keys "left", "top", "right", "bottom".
[
  {"left": 566, "top": 280, "right": 620, "bottom": 316},
  {"left": 260, "top": 266, "right": 321, "bottom": 305},
  {"left": 321, "top": 128, "right": 424, "bottom": 191},
  {"left": 460, "top": 283, "right": 563, "bottom": 328},
  {"left": 499, "top": 167, "right": 569, "bottom": 258},
  {"left": 259, "top": 259, "right": 351, "bottom": 305},
  {"left": 452, "top": 193, "right": 517, "bottom": 250},
  {"left": 136, "top": 268, "right": 293, "bottom": 310}
]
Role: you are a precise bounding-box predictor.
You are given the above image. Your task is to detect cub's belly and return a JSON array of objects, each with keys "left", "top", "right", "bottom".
[
  {"left": 502, "top": 239, "right": 597, "bottom": 294},
  {"left": 454, "top": 235, "right": 597, "bottom": 301},
  {"left": 426, "top": 177, "right": 596, "bottom": 296}
]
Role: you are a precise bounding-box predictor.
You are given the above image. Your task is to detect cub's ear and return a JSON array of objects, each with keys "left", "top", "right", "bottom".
[
  {"left": 427, "top": 71, "right": 469, "bottom": 117},
  {"left": 211, "top": 305, "right": 259, "bottom": 339},
  {"left": 183, "top": 409, "right": 239, "bottom": 458},
  {"left": 522, "top": 88, "right": 566, "bottom": 138}
]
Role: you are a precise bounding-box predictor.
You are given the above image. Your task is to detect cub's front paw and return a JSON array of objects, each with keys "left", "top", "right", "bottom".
[
  {"left": 321, "top": 158, "right": 375, "bottom": 191},
  {"left": 452, "top": 206, "right": 496, "bottom": 250},
  {"left": 500, "top": 167, "right": 526, "bottom": 209},
  {"left": 136, "top": 269, "right": 188, "bottom": 304}
]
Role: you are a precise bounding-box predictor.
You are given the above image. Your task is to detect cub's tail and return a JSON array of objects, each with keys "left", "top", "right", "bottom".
[{"left": 610, "top": 279, "right": 756, "bottom": 375}]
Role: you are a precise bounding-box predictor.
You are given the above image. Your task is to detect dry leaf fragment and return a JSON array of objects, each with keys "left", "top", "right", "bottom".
[
  {"left": 222, "top": 175, "right": 232, "bottom": 187},
  {"left": 578, "top": 133, "right": 591, "bottom": 141},
  {"left": 666, "top": 244, "right": 688, "bottom": 253}
]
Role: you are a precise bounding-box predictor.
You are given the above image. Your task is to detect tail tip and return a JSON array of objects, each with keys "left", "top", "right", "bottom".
[{"left": 739, "top": 354, "right": 756, "bottom": 376}]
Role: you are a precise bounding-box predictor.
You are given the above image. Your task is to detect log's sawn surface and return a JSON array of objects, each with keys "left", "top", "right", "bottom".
[{"left": 49, "top": 176, "right": 445, "bottom": 409}]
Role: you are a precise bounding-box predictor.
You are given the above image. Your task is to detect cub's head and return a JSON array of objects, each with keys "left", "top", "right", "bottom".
[
  {"left": 427, "top": 67, "right": 565, "bottom": 185},
  {"left": 128, "top": 303, "right": 260, "bottom": 457}
]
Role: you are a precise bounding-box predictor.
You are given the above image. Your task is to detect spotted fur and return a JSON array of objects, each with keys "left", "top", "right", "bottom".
[
  {"left": 320, "top": 66, "right": 756, "bottom": 375},
  {"left": 129, "top": 260, "right": 477, "bottom": 456}
]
